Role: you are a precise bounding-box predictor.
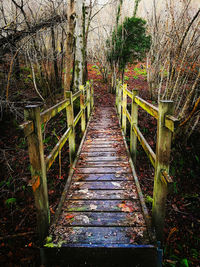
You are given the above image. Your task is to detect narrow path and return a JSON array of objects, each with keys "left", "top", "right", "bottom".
[{"left": 49, "top": 106, "right": 150, "bottom": 246}]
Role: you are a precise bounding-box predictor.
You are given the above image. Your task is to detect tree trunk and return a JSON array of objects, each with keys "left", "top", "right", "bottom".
[
  {"left": 51, "top": 26, "right": 60, "bottom": 91},
  {"left": 74, "top": 0, "right": 84, "bottom": 91},
  {"left": 64, "top": 0, "right": 75, "bottom": 93}
]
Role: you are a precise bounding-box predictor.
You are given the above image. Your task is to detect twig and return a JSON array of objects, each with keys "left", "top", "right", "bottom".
[{"left": 0, "top": 231, "right": 35, "bottom": 241}]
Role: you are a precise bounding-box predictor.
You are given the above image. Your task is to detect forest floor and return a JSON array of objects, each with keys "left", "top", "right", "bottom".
[{"left": 0, "top": 63, "right": 199, "bottom": 266}]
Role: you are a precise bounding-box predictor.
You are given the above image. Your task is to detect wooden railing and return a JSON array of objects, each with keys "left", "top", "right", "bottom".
[
  {"left": 20, "top": 81, "right": 94, "bottom": 241},
  {"left": 116, "top": 81, "right": 179, "bottom": 241}
]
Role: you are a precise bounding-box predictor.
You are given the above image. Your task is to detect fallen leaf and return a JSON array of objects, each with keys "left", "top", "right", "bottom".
[
  {"left": 90, "top": 204, "right": 97, "bottom": 210},
  {"left": 65, "top": 214, "right": 75, "bottom": 220},
  {"left": 118, "top": 203, "right": 133, "bottom": 212},
  {"left": 50, "top": 207, "right": 55, "bottom": 214}
]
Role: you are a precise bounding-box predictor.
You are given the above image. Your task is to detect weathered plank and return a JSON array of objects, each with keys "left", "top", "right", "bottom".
[
  {"left": 52, "top": 226, "right": 149, "bottom": 245},
  {"left": 73, "top": 173, "right": 133, "bottom": 181},
  {"left": 63, "top": 200, "right": 141, "bottom": 212},
  {"left": 61, "top": 212, "right": 145, "bottom": 227},
  {"left": 67, "top": 189, "right": 138, "bottom": 200},
  {"left": 77, "top": 161, "right": 129, "bottom": 167},
  {"left": 79, "top": 156, "right": 128, "bottom": 162},
  {"left": 70, "top": 181, "right": 137, "bottom": 190},
  {"left": 75, "top": 167, "right": 132, "bottom": 174}
]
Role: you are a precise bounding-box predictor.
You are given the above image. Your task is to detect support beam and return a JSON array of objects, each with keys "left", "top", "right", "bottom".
[
  {"left": 24, "top": 105, "right": 50, "bottom": 242},
  {"left": 65, "top": 91, "right": 76, "bottom": 163},
  {"left": 152, "top": 100, "right": 174, "bottom": 242},
  {"left": 122, "top": 84, "right": 127, "bottom": 135},
  {"left": 86, "top": 81, "right": 91, "bottom": 120},
  {"left": 80, "top": 85, "right": 86, "bottom": 134},
  {"left": 130, "top": 89, "right": 138, "bottom": 164}
]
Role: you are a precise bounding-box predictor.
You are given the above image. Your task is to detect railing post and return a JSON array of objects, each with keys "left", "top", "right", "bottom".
[
  {"left": 24, "top": 105, "right": 50, "bottom": 242},
  {"left": 65, "top": 91, "right": 76, "bottom": 163},
  {"left": 86, "top": 81, "right": 91, "bottom": 120},
  {"left": 80, "top": 85, "right": 86, "bottom": 134},
  {"left": 152, "top": 100, "right": 174, "bottom": 242},
  {"left": 116, "top": 80, "right": 119, "bottom": 109},
  {"left": 117, "top": 81, "right": 122, "bottom": 119},
  {"left": 90, "top": 80, "right": 94, "bottom": 110},
  {"left": 122, "top": 84, "right": 127, "bottom": 135},
  {"left": 130, "top": 89, "right": 138, "bottom": 164}
]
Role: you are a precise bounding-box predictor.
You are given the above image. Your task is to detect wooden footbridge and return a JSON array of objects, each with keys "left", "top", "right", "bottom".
[{"left": 21, "top": 81, "right": 178, "bottom": 266}]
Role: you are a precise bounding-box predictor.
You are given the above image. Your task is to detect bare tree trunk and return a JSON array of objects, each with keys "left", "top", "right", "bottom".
[
  {"left": 51, "top": 26, "right": 60, "bottom": 91},
  {"left": 64, "top": 0, "right": 75, "bottom": 93},
  {"left": 74, "top": 0, "right": 84, "bottom": 91}
]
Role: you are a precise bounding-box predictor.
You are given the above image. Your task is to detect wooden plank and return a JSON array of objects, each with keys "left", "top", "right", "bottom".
[
  {"left": 70, "top": 181, "right": 137, "bottom": 190},
  {"left": 68, "top": 189, "right": 138, "bottom": 200},
  {"left": 165, "top": 114, "right": 179, "bottom": 132},
  {"left": 74, "top": 109, "right": 83, "bottom": 127},
  {"left": 135, "top": 96, "right": 158, "bottom": 119},
  {"left": 73, "top": 173, "right": 133, "bottom": 182},
  {"left": 126, "top": 109, "right": 131, "bottom": 124},
  {"left": 125, "top": 88, "right": 133, "bottom": 100},
  {"left": 83, "top": 144, "right": 124, "bottom": 148},
  {"left": 63, "top": 200, "right": 141, "bottom": 212},
  {"left": 40, "top": 99, "right": 69, "bottom": 124},
  {"left": 81, "top": 147, "right": 125, "bottom": 152},
  {"left": 79, "top": 156, "right": 128, "bottom": 162},
  {"left": 133, "top": 125, "right": 156, "bottom": 167},
  {"left": 61, "top": 212, "right": 145, "bottom": 227},
  {"left": 50, "top": 226, "right": 149, "bottom": 245},
  {"left": 77, "top": 161, "right": 129, "bottom": 167},
  {"left": 75, "top": 167, "right": 131, "bottom": 174},
  {"left": 80, "top": 151, "right": 128, "bottom": 157},
  {"left": 72, "top": 90, "right": 81, "bottom": 102},
  {"left": 45, "top": 127, "right": 72, "bottom": 171}
]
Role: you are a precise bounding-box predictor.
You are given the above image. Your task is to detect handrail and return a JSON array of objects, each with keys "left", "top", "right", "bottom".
[
  {"left": 74, "top": 109, "right": 83, "bottom": 127},
  {"left": 72, "top": 90, "right": 81, "bottom": 102},
  {"left": 135, "top": 96, "right": 159, "bottom": 119},
  {"left": 45, "top": 127, "right": 72, "bottom": 171},
  {"left": 123, "top": 85, "right": 178, "bottom": 132},
  {"left": 116, "top": 80, "right": 179, "bottom": 241},
  {"left": 132, "top": 124, "right": 156, "bottom": 167},
  {"left": 20, "top": 81, "right": 94, "bottom": 241},
  {"left": 41, "top": 99, "right": 70, "bottom": 124}
]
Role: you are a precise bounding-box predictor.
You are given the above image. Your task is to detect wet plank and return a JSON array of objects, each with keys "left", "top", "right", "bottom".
[
  {"left": 73, "top": 173, "right": 133, "bottom": 181},
  {"left": 77, "top": 161, "right": 129, "bottom": 167},
  {"left": 67, "top": 189, "right": 139, "bottom": 200},
  {"left": 75, "top": 167, "right": 131, "bottom": 174},
  {"left": 80, "top": 151, "right": 127, "bottom": 157},
  {"left": 70, "top": 181, "right": 137, "bottom": 190},
  {"left": 79, "top": 156, "right": 128, "bottom": 162},
  {"left": 63, "top": 200, "right": 141, "bottom": 212},
  {"left": 60, "top": 212, "right": 145, "bottom": 227},
  {"left": 52, "top": 226, "right": 149, "bottom": 245}
]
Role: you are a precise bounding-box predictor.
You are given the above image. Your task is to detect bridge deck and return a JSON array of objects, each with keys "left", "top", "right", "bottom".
[{"left": 48, "top": 106, "right": 153, "bottom": 249}]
